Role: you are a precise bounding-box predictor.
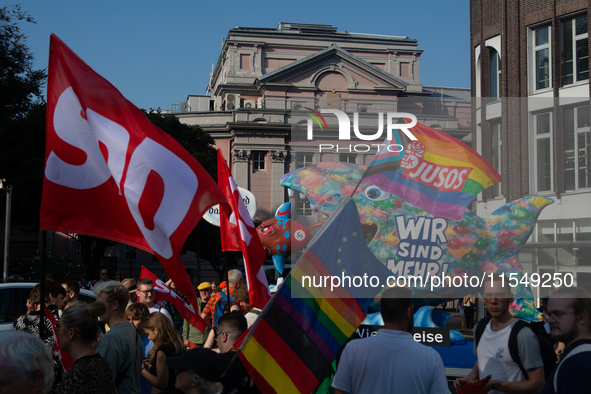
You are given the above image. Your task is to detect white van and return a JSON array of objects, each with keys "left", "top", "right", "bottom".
[{"left": 0, "top": 282, "right": 96, "bottom": 331}]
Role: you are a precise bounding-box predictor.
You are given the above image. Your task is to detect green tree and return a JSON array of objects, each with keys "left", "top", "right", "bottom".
[
  {"left": 0, "top": 103, "right": 46, "bottom": 233},
  {"left": 141, "top": 110, "right": 218, "bottom": 176},
  {"left": 0, "top": 5, "right": 46, "bottom": 122}
]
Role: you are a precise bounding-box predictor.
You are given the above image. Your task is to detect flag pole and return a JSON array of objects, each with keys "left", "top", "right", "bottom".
[
  {"left": 196, "top": 222, "right": 201, "bottom": 285},
  {"left": 39, "top": 230, "right": 47, "bottom": 339},
  {"left": 224, "top": 251, "right": 230, "bottom": 306},
  {"left": 348, "top": 137, "right": 389, "bottom": 197},
  {"left": 348, "top": 175, "right": 364, "bottom": 198}
]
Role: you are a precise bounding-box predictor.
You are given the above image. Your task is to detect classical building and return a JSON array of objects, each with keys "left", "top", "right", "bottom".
[
  {"left": 1, "top": 22, "right": 473, "bottom": 283},
  {"left": 471, "top": 0, "right": 591, "bottom": 296},
  {"left": 176, "top": 22, "right": 471, "bottom": 225}
]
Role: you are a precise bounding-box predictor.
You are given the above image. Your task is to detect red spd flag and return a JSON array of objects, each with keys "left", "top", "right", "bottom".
[
  {"left": 218, "top": 157, "right": 241, "bottom": 252},
  {"left": 41, "top": 34, "right": 226, "bottom": 332},
  {"left": 140, "top": 266, "right": 205, "bottom": 328},
  {"left": 217, "top": 149, "right": 270, "bottom": 308}
]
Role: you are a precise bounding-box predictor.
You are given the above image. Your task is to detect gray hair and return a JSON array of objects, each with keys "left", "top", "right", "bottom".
[
  {"left": 0, "top": 331, "right": 54, "bottom": 393},
  {"left": 94, "top": 281, "right": 129, "bottom": 309},
  {"left": 186, "top": 369, "right": 223, "bottom": 394},
  {"left": 228, "top": 269, "right": 243, "bottom": 285}
]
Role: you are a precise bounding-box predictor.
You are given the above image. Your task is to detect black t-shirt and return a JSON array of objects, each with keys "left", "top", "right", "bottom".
[{"left": 148, "top": 343, "right": 183, "bottom": 392}]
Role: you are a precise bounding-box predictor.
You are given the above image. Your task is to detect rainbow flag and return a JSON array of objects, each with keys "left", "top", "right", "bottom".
[
  {"left": 237, "top": 198, "right": 391, "bottom": 394},
  {"left": 363, "top": 121, "right": 501, "bottom": 221}
]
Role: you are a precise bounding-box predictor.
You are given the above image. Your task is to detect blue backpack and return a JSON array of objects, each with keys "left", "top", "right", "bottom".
[{"left": 213, "top": 291, "right": 235, "bottom": 327}]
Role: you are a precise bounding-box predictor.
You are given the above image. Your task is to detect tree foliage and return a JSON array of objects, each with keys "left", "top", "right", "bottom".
[
  {"left": 0, "top": 5, "right": 46, "bottom": 123},
  {"left": 0, "top": 102, "right": 46, "bottom": 233},
  {"left": 141, "top": 110, "right": 218, "bottom": 178}
]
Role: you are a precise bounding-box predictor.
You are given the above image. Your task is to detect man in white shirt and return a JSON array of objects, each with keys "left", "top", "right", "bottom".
[
  {"left": 332, "top": 286, "right": 448, "bottom": 394},
  {"left": 454, "top": 274, "right": 544, "bottom": 393},
  {"left": 137, "top": 278, "right": 173, "bottom": 323}
]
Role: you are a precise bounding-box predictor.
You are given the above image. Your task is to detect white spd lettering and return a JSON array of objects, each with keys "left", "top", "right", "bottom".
[
  {"left": 154, "top": 279, "right": 195, "bottom": 313},
  {"left": 126, "top": 138, "right": 197, "bottom": 258},
  {"left": 45, "top": 87, "right": 112, "bottom": 189},
  {"left": 154, "top": 279, "right": 169, "bottom": 293},
  {"left": 86, "top": 108, "right": 130, "bottom": 194},
  {"left": 46, "top": 87, "right": 196, "bottom": 258}
]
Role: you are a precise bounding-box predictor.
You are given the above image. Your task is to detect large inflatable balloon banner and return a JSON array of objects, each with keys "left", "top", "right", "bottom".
[
  {"left": 275, "top": 162, "right": 552, "bottom": 324},
  {"left": 256, "top": 202, "right": 323, "bottom": 275}
]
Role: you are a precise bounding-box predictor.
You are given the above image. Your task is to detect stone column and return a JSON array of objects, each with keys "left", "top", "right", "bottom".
[
  {"left": 270, "top": 150, "right": 287, "bottom": 213},
  {"left": 232, "top": 149, "right": 250, "bottom": 189}
]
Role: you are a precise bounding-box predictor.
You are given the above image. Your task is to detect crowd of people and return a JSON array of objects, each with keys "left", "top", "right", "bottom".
[
  {"left": 2, "top": 268, "right": 590, "bottom": 394},
  {"left": 1, "top": 268, "right": 259, "bottom": 394}
]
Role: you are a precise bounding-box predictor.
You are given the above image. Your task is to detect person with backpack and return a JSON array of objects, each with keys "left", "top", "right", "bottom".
[
  {"left": 454, "top": 274, "right": 545, "bottom": 394},
  {"left": 201, "top": 270, "right": 243, "bottom": 328},
  {"left": 540, "top": 287, "right": 591, "bottom": 394}
]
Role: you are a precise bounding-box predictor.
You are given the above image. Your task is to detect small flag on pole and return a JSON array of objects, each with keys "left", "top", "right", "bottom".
[{"left": 217, "top": 149, "right": 270, "bottom": 309}]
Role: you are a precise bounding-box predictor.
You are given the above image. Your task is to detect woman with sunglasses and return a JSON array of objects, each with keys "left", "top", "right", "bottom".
[
  {"left": 142, "top": 312, "right": 185, "bottom": 393},
  {"left": 57, "top": 302, "right": 116, "bottom": 393}
]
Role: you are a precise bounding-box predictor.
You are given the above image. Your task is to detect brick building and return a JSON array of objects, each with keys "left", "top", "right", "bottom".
[{"left": 471, "top": 0, "right": 591, "bottom": 296}]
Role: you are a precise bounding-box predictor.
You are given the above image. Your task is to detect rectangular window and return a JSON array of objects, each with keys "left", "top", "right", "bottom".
[
  {"left": 561, "top": 15, "right": 589, "bottom": 86},
  {"left": 533, "top": 26, "right": 551, "bottom": 91},
  {"left": 295, "top": 153, "right": 314, "bottom": 216},
  {"left": 400, "top": 62, "right": 411, "bottom": 77},
  {"left": 252, "top": 151, "right": 266, "bottom": 171},
  {"left": 490, "top": 49, "right": 500, "bottom": 100},
  {"left": 564, "top": 105, "right": 590, "bottom": 190},
  {"left": 340, "top": 153, "right": 357, "bottom": 164},
  {"left": 490, "top": 121, "right": 502, "bottom": 197},
  {"left": 535, "top": 112, "right": 553, "bottom": 192},
  {"left": 240, "top": 54, "right": 251, "bottom": 70},
  {"left": 296, "top": 153, "right": 314, "bottom": 169}
]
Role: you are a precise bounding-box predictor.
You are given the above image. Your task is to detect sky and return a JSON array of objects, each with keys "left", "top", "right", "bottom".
[{"left": 16, "top": 0, "right": 470, "bottom": 110}]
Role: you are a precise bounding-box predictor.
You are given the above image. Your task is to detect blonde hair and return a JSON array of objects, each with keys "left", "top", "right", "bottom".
[{"left": 143, "top": 312, "right": 184, "bottom": 362}]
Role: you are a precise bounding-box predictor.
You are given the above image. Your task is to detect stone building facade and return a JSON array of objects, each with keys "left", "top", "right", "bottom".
[{"left": 177, "top": 22, "right": 471, "bottom": 224}]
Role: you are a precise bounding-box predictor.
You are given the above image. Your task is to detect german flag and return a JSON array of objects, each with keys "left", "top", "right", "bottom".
[{"left": 237, "top": 198, "right": 392, "bottom": 393}]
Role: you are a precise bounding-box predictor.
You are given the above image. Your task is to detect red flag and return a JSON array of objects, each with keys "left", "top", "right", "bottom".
[
  {"left": 41, "top": 34, "right": 226, "bottom": 332},
  {"left": 217, "top": 149, "right": 271, "bottom": 308},
  {"left": 140, "top": 266, "right": 207, "bottom": 330},
  {"left": 218, "top": 154, "right": 241, "bottom": 252},
  {"left": 44, "top": 306, "right": 72, "bottom": 371}
]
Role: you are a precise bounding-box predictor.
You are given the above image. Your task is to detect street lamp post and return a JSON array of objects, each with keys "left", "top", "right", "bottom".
[{"left": 1, "top": 179, "right": 12, "bottom": 282}]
